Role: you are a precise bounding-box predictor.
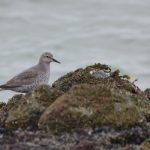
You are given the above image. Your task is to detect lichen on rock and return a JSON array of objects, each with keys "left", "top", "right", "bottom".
[
  {"left": 52, "top": 63, "right": 141, "bottom": 95},
  {"left": 52, "top": 63, "right": 111, "bottom": 92}
]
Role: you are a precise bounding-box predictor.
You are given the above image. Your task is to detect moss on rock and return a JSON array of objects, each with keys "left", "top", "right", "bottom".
[
  {"left": 0, "top": 94, "right": 22, "bottom": 127},
  {"left": 5, "top": 85, "right": 63, "bottom": 129},
  {"left": 39, "top": 84, "right": 146, "bottom": 132}
]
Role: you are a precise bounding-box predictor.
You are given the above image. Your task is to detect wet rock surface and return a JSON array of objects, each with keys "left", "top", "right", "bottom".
[
  {"left": 0, "top": 127, "right": 150, "bottom": 150},
  {"left": 0, "top": 63, "right": 150, "bottom": 150}
]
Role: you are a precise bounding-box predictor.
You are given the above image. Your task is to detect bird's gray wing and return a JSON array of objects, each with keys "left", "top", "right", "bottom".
[{"left": 2, "top": 69, "right": 38, "bottom": 88}]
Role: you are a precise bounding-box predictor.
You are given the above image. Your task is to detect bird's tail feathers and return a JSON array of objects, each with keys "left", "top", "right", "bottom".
[
  {"left": 0, "top": 84, "right": 20, "bottom": 92},
  {"left": 0, "top": 85, "right": 6, "bottom": 91}
]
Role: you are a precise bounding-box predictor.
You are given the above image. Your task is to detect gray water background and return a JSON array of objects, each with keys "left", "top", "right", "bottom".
[{"left": 0, "top": 0, "right": 150, "bottom": 102}]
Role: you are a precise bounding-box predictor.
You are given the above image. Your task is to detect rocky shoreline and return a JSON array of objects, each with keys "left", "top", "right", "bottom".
[{"left": 0, "top": 63, "right": 150, "bottom": 150}]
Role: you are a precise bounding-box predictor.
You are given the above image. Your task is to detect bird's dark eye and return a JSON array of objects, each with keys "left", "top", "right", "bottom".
[{"left": 46, "top": 56, "right": 49, "bottom": 58}]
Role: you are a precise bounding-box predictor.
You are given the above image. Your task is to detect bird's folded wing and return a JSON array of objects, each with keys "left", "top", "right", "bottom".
[{"left": 5, "top": 71, "right": 38, "bottom": 87}]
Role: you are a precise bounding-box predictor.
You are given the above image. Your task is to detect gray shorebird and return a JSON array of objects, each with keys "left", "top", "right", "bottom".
[{"left": 0, "top": 52, "right": 60, "bottom": 93}]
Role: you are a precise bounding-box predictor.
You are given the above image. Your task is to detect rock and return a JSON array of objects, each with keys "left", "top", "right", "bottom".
[
  {"left": 140, "top": 139, "right": 150, "bottom": 150},
  {"left": 0, "top": 102, "right": 6, "bottom": 110},
  {"left": 72, "top": 140, "right": 96, "bottom": 150},
  {"left": 144, "top": 88, "right": 150, "bottom": 100},
  {"left": 52, "top": 64, "right": 111, "bottom": 92},
  {"left": 5, "top": 85, "right": 63, "bottom": 129},
  {"left": 90, "top": 70, "right": 110, "bottom": 78},
  {"left": 0, "top": 94, "right": 22, "bottom": 127},
  {"left": 0, "top": 63, "right": 150, "bottom": 150},
  {"left": 119, "top": 139, "right": 150, "bottom": 150},
  {"left": 39, "top": 83, "right": 147, "bottom": 132},
  {"left": 0, "top": 126, "right": 150, "bottom": 150},
  {"left": 52, "top": 64, "right": 141, "bottom": 95}
]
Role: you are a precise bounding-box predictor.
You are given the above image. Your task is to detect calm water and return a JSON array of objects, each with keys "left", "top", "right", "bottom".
[{"left": 0, "top": 0, "right": 150, "bottom": 101}]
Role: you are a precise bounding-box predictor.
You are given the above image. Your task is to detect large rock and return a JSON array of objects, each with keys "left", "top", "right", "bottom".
[
  {"left": 0, "top": 64, "right": 150, "bottom": 149},
  {"left": 39, "top": 83, "right": 148, "bottom": 132},
  {"left": 5, "top": 85, "right": 63, "bottom": 129}
]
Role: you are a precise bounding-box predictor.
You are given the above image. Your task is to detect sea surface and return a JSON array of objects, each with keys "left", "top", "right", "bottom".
[{"left": 0, "top": 0, "right": 150, "bottom": 102}]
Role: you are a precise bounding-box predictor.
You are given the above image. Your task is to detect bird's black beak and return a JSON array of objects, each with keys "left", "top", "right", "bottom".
[{"left": 52, "top": 58, "right": 61, "bottom": 64}]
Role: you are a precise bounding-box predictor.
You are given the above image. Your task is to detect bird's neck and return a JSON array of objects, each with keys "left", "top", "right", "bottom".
[{"left": 39, "top": 62, "right": 50, "bottom": 73}]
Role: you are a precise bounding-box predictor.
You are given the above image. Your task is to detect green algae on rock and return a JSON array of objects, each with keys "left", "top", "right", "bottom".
[
  {"left": 39, "top": 84, "right": 146, "bottom": 132},
  {"left": 5, "top": 85, "right": 63, "bottom": 129}
]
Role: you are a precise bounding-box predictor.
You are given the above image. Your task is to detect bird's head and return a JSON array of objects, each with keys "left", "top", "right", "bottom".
[{"left": 39, "top": 52, "right": 60, "bottom": 64}]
